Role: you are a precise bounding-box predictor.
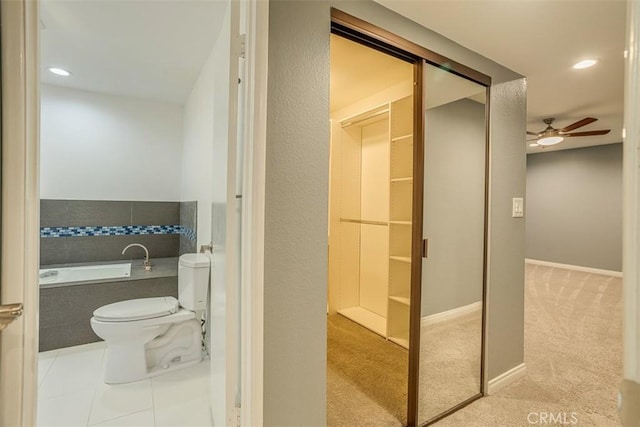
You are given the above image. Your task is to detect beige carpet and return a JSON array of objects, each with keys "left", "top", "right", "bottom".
[
  {"left": 436, "top": 263, "right": 623, "bottom": 426},
  {"left": 419, "top": 308, "right": 482, "bottom": 423},
  {"left": 327, "top": 314, "right": 407, "bottom": 426},
  {"left": 327, "top": 264, "right": 622, "bottom": 426}
]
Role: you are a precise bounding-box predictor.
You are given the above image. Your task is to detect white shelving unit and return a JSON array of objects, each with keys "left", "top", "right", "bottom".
[
  {"left": 329, "top": 95, "right": 413, "bottom": 349},
  {"left": 387, "top": 96, "right": 413, "bottom": 349}
]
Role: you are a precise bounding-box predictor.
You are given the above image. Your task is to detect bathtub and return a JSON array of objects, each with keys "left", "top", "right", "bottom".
[{"left": 39, "top": 263, "right": 131, "bottom": 286}]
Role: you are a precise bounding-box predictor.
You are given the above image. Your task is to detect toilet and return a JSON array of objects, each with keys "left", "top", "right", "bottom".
[{"left": 90, "top": 253, "right": 210, "bottom": 384}]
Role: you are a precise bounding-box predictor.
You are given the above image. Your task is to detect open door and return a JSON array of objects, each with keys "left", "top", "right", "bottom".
[
  {"left": 209, "top": 0, "right": 246, "bottom": 425},
  {"left": 0, "top": 0, "right": 41, "bottom": 425}
]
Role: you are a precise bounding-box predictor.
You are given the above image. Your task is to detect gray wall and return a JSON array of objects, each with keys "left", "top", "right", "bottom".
[
  {"left": 526, "top": 143, "right": 623, "bottom": 271},
  {"left": 422, "top": 99, "right": 486, "bottom": 317},
  {"left": 485, "top": 79, "right": 527, "bottom": 380},
  {"left": 265, "top": 1, "right": 526, "bottom": 424},
  {"left": 40, "top": 200, "right": 198, "bottom": 265},
  {"left": 265, "top": 2, "right": 329, "bottom": 425},
  {"left": 179, "top": 201, "right": 197, "bottom": 255}
]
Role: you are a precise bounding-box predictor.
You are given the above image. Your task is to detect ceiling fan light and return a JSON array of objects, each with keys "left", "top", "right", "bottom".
[
  {"left": 537, "top": 136, "right": 564, "bottom": 146},
  {"left": 48, "top": 67, "right": 71, "bottom": 76},
  {"left": 529, "top": 143, "right": 540, "bottom": 147},
  {"left": 573, "top": 59, "right": 597, "bottom": 69}
]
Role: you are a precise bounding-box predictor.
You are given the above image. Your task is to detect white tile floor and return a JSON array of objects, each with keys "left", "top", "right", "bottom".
[{"left": 38, "top": 342, "right": 214, "bottom": 427}]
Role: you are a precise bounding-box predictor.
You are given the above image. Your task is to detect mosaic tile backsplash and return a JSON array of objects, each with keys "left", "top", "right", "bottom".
[
  {"left": 41, "top": 224, "right": 195, "bottom": 239},
  {"left": 40, "top": 200, "right": 197, "bottom": 265}
]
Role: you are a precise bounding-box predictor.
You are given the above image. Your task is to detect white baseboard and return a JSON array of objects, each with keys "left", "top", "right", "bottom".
[
  {"left": 487, "top": 363, "right": 527, "bottom": 395},
  {"left": 421, "top": 301, "right": 482, "bottom": 327},
  {"left": 525, "top": 258, "right": 622, "bottom": 278}
]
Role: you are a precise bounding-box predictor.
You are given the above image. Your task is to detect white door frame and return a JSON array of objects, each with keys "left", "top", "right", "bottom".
[
  {"left": 239, "top": 0, "right": 268, "bottom": 425},
  {"left": 621, "top": 1, "right": 640, "bottom": 423},
  {"left": 0, "top": 0, "right": 269, "bottom": 424},
  {"left": 0, "top": 0, "right": 40, "bottom": 425}
]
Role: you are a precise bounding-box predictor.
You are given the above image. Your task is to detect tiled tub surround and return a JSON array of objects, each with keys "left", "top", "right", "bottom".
[
  {"left": 40, "top": 200, "right": 197, "bottom": 265},
  {"left": 39, "top": 257, "right": 179, "bottom": 351},
  {"left": 39, "top": 200, "right": 198, "bottom": 351},
  {"left": 180, "top": 201, "right": 197, "bottom": 255}
]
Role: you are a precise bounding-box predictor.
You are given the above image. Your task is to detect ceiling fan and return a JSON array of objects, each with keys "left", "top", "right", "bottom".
[{"left": 527, "top": 117, "right": 611, "bottom": 146}]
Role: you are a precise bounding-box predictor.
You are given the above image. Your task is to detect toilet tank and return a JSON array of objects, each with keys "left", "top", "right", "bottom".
[{"left": 178, "top": 254, "right": 210, "bottom": 311}]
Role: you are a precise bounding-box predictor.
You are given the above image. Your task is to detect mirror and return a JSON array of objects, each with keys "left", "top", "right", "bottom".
[{"left": 418, "top": 63, "right": 487, "bottom": 424}]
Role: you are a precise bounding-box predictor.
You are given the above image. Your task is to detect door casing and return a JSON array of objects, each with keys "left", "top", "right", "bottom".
[{"left": 0, "top": 0, "right": 40, "bottom": 425}]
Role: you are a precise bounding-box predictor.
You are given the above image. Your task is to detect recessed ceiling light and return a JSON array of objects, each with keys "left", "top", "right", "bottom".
[
  {"left": 573, "top": 59, "right": 597, "bottom": 70},
  {"left": 48, "top": 67, "right": 71, "bottom": 76}
]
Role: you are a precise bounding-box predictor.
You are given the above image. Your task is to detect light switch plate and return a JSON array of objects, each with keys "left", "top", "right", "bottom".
[{"left": 512, "top": 197, "right": 524, "bottom": 218}]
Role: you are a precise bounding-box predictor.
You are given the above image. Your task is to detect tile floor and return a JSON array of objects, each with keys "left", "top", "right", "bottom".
[{"left": 37, "top": 342, "right": 214, "bottom": 427}]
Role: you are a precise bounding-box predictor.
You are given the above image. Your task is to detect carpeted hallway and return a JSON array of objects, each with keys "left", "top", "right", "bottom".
[
  {"left": 436, "top": 263, "right": 623, "bottom": 426},
  {"left": 327, "top": 263, "right": 623, "bottom": 426}
]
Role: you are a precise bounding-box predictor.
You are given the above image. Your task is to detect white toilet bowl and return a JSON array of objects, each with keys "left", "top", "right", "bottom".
[
  {"left": 90, "top": 296, "right": 202, "bottom": 384},
  {"left": 90, "top": 254, "right": 210, "bottom": 384}
]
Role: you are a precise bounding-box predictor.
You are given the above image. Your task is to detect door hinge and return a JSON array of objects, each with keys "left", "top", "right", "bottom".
[
  {"left": 422, "top": 238, "right": 429, "bottom": 258},
  {"left": 235, "top": 405, "right": 241, "bottom": 427}
]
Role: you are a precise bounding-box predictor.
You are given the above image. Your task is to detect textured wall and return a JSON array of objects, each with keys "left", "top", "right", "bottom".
[
  {"left": 265, "top": 2, "right": 329, "bottom": 426},
  {"left": 486, "top": 79, "right": 527, "bottom": 380},
  {"left": 526, "top": 143, "right": 623, "bottom": 271},
  {"left": 265, "top": 0, "right": 526, "bottom": 423}
]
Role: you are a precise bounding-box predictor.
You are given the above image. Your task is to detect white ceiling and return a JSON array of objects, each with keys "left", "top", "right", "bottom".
[
  {"left": 42, "top": 0, "right": 627, "bottom": 151},
  {"left": 40, "top": 0, "right": 227, "bottom": 105},
  {"left": 375, "top": 0, "right": 626, "bottom": 153}
]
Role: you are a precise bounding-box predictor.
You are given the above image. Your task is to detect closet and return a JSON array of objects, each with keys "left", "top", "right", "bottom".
[
  {"left": 329, "top": 12, "right": 491, "bottom": 426},
  {"left": 328, "top": 94, "right": 413, "bottom": 348}
]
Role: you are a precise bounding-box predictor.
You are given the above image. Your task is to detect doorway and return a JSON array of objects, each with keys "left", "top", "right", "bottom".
[
  {"left": 327, "top": 10, "right": 491, "bottom": 427},
  {"left": 35, "top": 1, "right": 232, "bottom": 425},
  {"left": 327, "top": 32, "right": 416, "bottom": 426}
]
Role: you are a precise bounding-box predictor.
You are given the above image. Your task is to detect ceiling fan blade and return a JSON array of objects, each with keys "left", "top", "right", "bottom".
[
  {"left": 564, "top": 129, "right": 611, "bottom": 137},
  {"left": 560, "top": 117, "right": 597, "bottom": 132},
  {"left": 526, "top": 131, "right": 540, "bottom": 136}
]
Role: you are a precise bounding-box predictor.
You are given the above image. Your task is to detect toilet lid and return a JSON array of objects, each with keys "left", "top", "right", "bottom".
[{"left": 93, "top": 296, "right": 179, "bottom": 322}]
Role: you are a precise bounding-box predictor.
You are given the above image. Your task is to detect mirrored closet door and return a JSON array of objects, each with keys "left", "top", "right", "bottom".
[{"left": 417, "top": 64, "right": 488, "bottom": 425}]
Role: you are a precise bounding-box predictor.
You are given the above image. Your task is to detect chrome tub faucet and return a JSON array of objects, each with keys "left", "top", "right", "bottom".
[{"left": 122, "top": 243, "right": 152, "bottom": 271}]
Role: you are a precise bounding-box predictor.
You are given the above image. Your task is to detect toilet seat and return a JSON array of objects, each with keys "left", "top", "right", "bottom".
[{"left": 93, "top": 296, "right": 179, "bottom": 322}]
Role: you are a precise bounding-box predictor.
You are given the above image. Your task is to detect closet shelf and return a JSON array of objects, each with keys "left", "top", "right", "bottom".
[
  {"left": 389, "top": 256, "right": 411, "bottom": 263},
  {"left": 391, "top": 134, "right": 413, "bottom": 142},
  {"left": 389, "top": 296, "right": 410, "bottom": 306},
  {"left": 340, "top": 218, "right": 388, "bottom": 226},
  {"left": 391, "top": 177, "right": 413, "bottom": 183}
]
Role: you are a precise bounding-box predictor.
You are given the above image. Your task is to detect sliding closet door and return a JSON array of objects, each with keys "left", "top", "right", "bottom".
[{"left": 417, "top": 63, "right": 488, "bottom": 425}]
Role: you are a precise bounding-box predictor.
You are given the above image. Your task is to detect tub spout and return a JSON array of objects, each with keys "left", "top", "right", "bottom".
[{"left": 122, "top": 243, "right": 152, "bottom": 271}]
